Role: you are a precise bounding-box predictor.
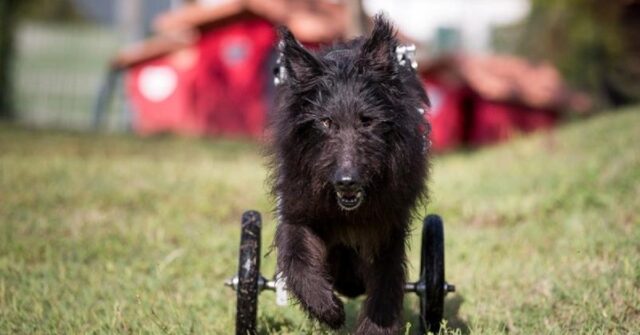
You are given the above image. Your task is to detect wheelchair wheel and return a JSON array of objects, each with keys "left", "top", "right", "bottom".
[
  {"left": 235, "top": 211, "right": 262, "bottom": 335},
  {"left": 419, "top": 214, "right": 445, "bottom": 334}
]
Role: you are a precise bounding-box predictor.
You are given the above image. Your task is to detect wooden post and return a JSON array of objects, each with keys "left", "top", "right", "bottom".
[
  {"left": 346, "top": 0, "right": 367, "bottom": 38},
  {"left": 116, "top": 0, "right": 144, "bottom": 44},
  {"left": 115, "top": 0, "right": 144, "bottom": 130},
  {"left": 170, "top": 0, "right": 189, "bottom": 9}
]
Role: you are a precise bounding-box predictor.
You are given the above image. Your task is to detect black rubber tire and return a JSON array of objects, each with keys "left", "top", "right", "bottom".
[
  {"left": 235, "top": 211, "right": 262, "bottom": 335},
  {"left": 419, "top": 214, "right": 445, "bottom": 334}
]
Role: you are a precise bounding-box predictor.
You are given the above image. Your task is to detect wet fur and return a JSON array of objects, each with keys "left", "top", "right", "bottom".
[{"left": 268, "top": 15, "right": 430, "bottom": 334}]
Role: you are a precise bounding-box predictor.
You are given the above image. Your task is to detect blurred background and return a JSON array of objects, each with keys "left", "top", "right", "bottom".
[
  {"left": 1, "top": 1, "right": 639, "bottom": 334},
  {"left": 1, "top": 0, "right": 638, "bottom": 147}
]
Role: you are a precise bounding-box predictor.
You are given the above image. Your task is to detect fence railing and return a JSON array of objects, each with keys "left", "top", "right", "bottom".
[{"left": 15, "top": 22, "right": 128, "bottom": 131}]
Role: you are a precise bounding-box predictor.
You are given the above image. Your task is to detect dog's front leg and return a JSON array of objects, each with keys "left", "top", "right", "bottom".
[
  {"left": 275, "top": 223, "right": 345, "bottom": 329},
  {"left": 357, "top": 229, "right": 407, "bottom": 335}
]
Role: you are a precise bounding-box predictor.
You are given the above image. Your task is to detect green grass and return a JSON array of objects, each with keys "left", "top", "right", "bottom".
[{"left": 1, "top": 106, "right": 639, "bottom": 334}]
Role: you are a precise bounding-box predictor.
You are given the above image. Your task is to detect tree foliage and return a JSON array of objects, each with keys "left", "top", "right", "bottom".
[
  {"left": 18, "top": 0, "right": 83, "bottom": 22},
  {"left": 0, "top": 0, "right": 82, "bottom": 119},
  {"left": 517, "top": 0, "right": 640, "bottom": 107},
  {"left": 0, "top": 0, "right": 19, "bottom": 119}
]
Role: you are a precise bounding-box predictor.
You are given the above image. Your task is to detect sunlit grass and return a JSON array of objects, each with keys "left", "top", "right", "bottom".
[{"left": 1, "top": 106, "right": 639, "bottom": 334}]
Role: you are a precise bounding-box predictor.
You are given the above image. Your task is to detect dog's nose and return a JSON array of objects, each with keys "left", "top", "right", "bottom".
[{"left": 333, "top": 174, "right": 361, "bottom": 192}]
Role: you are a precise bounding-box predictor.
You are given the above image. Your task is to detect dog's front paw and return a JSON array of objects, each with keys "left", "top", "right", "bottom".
[
  {"left": 355, "top": 315, "right": 401, "bottom": 335},
  {"left": 305, "top": 294, "right": 345, "bottom": 330}
]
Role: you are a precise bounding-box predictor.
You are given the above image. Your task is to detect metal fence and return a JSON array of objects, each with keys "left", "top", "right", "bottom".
[{"left": 15, "top": 22, "right": 128, "bottom": 131}]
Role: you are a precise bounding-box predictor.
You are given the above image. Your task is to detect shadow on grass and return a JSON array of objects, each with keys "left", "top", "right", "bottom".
[
  {"left": 343, "top": 298, "right": 361, "bottom": 332},
  {"left": 258, "top": 313, "right": 300, "bottom": 335},
  {"left": 402, "top": 295, "right": 469, "bottom": 335},
  {"left": 443, "top": 294, "right": 469, "bottom": 334},
  {"left": 257, "top": 294, "right": 468, "bottom": 334},
  {"left": 344, "top": 293, "right": 469, "bottom": 335}
]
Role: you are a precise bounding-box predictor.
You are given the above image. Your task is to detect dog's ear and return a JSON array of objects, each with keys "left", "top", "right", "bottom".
[
  {"left": 278, "top": 27, "right": 323, "bottom": 85},
  {"left": 358, "top": 14, "right": 398, "bottom": 74}
]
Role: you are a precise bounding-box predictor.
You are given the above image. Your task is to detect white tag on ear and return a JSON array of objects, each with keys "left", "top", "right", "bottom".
[{"left": 275, "top": 272, "right": 288, "bottom": 306}]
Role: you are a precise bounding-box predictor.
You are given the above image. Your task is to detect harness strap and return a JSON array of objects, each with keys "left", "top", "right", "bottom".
[{"left": 274, "top": 44, "right": 419, "bottom": 86}]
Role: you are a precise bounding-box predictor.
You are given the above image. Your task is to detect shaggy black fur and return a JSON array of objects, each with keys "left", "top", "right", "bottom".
[{"left": 268, "top": 15, "right": 430, "bottom": 335}]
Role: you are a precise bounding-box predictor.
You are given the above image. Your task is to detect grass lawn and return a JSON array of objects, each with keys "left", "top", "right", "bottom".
[{"left": 1, "top": 106, "right": 639, "bottom": 334}]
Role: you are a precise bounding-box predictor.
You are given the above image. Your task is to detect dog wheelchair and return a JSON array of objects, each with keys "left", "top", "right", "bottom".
[
  {"left": 226, "top": 42, "right": 453, "bottom": 334},
  {"left": 225, "top": 210, "right": 455, "bottom": 335}
]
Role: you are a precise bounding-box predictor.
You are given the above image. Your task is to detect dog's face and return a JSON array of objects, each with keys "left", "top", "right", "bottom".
[
  {"left": 276, "top": 17, "right": 427, "bottom": 212},
  {"left": 303, "top": 78, "right": 390, "bottom": 211}
]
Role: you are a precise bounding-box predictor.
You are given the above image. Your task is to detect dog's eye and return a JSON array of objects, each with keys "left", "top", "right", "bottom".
[
  {"left": 360, "top": 115, "right": 373, "bottom": 127},
  {"left": 320, "top": 118, "right": 332, "bottom": 129}
]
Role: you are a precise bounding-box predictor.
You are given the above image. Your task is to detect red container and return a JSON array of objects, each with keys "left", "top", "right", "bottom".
[
  {"left": 127, "top": 17, "right": 277, "bottom": 138},
  {"left": 470, "top": 101, "right": 557, "bottom": 146},
  {"left": 422, "top": 78, "right": 466, "bottom": 151}
]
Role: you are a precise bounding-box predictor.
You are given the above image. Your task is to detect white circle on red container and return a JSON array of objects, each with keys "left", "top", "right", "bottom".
[{"left": 138, "top": 65, "right": 178, "bottom": 102}]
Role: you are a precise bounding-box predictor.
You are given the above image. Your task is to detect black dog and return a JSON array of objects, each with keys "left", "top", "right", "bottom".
[{"left": 268, "top": 15, "right": 430, "bottom": 334}]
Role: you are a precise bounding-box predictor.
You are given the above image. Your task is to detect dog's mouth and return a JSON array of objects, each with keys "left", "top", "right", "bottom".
[{"left": 336, "top": 190, "right": 364, "bottom": 211}]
